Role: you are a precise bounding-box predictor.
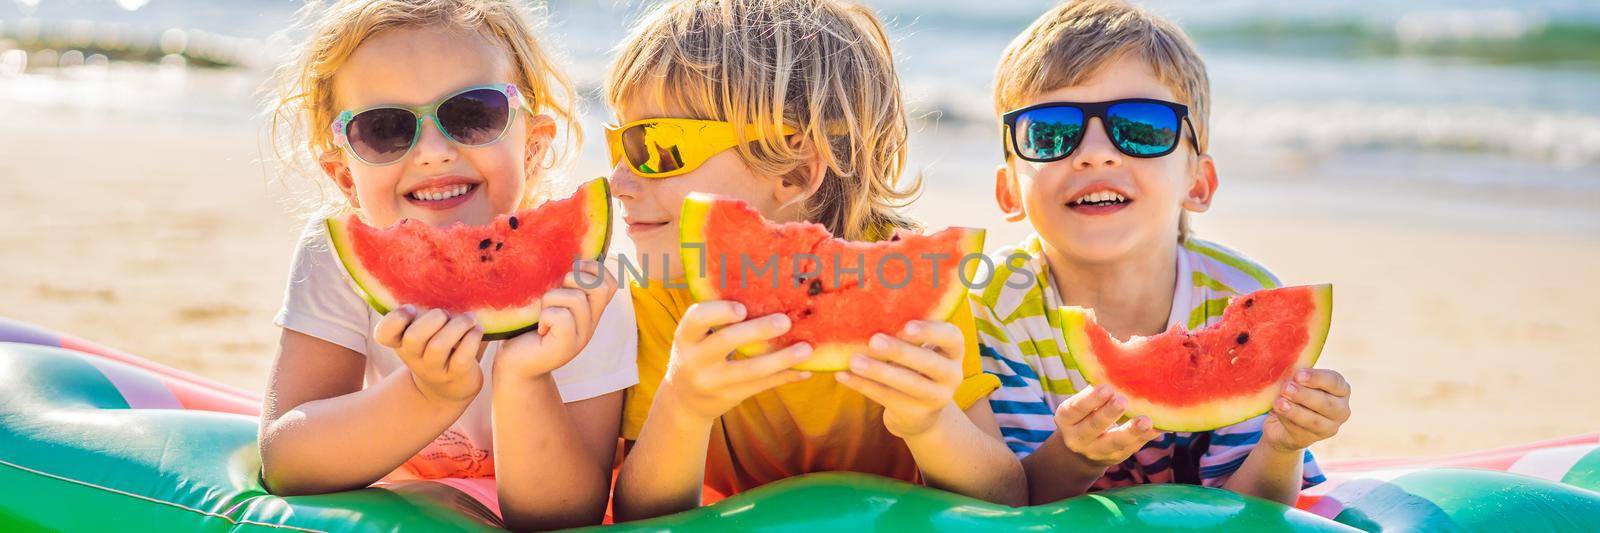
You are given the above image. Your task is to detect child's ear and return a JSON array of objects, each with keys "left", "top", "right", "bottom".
[
  {"left": 994, "top": 163, "right": 1027, "bottom": 222},
  {"left": 773, "top": 136, "right": 827, "bottom": 210},
  {"left": 522, "top": 114, "right": 558, "bottom": 176},
  {"left": 1181, "top": 154, "right": 1219, "bottom": 213},
  {"left": 319, "top": 150, "right": 360, "bottom": 208}
]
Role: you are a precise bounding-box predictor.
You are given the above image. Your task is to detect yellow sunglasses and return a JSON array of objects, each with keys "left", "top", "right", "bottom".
[{"left": 605, "top": 118, "right": 797, "bottom": 178}]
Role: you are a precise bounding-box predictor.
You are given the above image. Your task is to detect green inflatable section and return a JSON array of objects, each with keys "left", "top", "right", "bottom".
[
  {"left": 1329, "top": 468, "right": 1600, "bottom": 532},
  {"left": 587, "top": 474, "right": 1357, "bottom": 532},
  {"left": 1562, "top": 449, "right": 1600, "bottom": 493},
  {"left": 3, "top": 341, "right": 1599, "bottom": 531},
  {"left": 0, "top": 343, "right": 503, "bottom": 532}
]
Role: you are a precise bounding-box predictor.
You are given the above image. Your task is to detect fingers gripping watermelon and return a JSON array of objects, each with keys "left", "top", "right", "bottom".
[
  {"left": 325, "top": 178, "right": 612, "bottom": 340},
  {"left": 678, "top": 194, "right": 985, "bottom": 372},
  {"left": 1060, "top": 284, "right": 1333, "bottom": 432}
]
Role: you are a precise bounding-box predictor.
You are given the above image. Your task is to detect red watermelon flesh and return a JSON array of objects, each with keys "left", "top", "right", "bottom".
[
  {"left": 679, "top": 193, "right": 985, "bottom": 371},
  {"left": 326, "top": 178, "right": 611, "bottom": 339},
  {"left": 1061, "top": 284, "right": 1333, "bottom": 432}
]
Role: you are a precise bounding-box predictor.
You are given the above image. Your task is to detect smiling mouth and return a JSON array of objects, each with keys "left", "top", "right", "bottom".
[
  {"left": 1065, "top": 189, "right": 1132, "bottom": 215},
  {"left": 402, "top": 182, "right": 479, "bottom": 211},
  {"left": 407, "top": 183, "right": 475, "bottom": 202},
  {"left": 1070, "top": 190, "right": 1129, "bottom": 207}
]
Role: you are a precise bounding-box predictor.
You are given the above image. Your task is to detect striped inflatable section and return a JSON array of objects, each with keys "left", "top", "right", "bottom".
[
  {"left": 1318, "top": 433, "right": 1600, "bottom": 475},
  {"left": 0, "top": 317, "right": 259, "bottom": 415}
]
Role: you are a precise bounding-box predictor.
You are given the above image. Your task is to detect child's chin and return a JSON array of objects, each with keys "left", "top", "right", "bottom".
[
  {"left": 634, "top": 244, "right": 674, "bottom": 263},
  {"left": 625, "top": 244, "right": 679, "bottom": 279},
  {"left": 1053, "top": 230, "right": 1146, "bottom": 262}
]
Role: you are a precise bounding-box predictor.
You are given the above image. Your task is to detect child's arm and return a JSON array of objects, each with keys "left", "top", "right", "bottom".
[
  {"left": 834, "top": 321, "right": 1027, "bottom": 506},
  {"left": 491, "top": 263, "right": 622, "bottom": 530},
  {"left": 1223, "top": 369, "right": 1351, "bottom": 504},
  {"left": 1019, "top": 385, "right": 1161, "bottom": 504},
  {"left": 259, "top": 308, "right": 485, "bottom": 495},
  {"left": 612, "top": 301, "right": 813, "bottom": 522}
]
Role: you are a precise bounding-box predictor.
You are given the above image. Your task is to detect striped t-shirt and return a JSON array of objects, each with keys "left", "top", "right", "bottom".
[{"left": 971, "top": 234, "right": 1325, "bottom": 490}]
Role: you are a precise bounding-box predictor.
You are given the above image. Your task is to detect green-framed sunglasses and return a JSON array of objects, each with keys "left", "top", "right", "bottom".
[{"left": 331, "top": 83, "right": 532, "bottom": 166}]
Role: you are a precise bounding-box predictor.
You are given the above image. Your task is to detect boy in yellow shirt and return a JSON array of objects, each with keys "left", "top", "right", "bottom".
[{"left": 604, "top": 0, "right": 1026, "bottom": 521}]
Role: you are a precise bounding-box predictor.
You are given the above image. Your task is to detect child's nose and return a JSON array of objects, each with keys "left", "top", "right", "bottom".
[
  {"left": 410, "top": 116, "right": 459, "bottom": 166},
  {"left": 1070, "top": 117, "right": 1123, "bottom": 170},
  {"left": 608, "top": 164, "right": 642, "bottom": 200}
]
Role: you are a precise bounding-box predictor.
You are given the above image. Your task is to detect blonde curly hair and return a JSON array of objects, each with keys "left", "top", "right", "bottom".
[{"left": 606, "top": 0, "right": 919, "bottom": 241}]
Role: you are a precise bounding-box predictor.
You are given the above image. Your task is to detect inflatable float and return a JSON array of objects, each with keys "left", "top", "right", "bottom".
[{"left": 1, "top": 316, "right": 1597, "bottom": 531}]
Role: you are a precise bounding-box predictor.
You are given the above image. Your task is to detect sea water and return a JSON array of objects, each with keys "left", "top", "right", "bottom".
[{"left": 3, "top": 0, "right": 1598, "bottom": 236}]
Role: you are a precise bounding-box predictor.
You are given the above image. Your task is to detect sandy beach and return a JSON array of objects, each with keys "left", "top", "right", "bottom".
[
  {"left": 1, "top": 108, "right": 301, "bottom": 391},
  {"left": 3, "top": 92, "right": 1597, "bottom": 461}
]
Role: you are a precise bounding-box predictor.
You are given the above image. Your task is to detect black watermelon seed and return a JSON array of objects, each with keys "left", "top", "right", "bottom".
[
  {"left": 800, "top": 308, "right": 814, "bottom": 318},
  {"left": 890, "top": 233, "right": 902, "bottom": 241},
  {"left": 807, "top": 278, "right": 823, "bottom": 296},
  {"left": 1236, "top": 332, "right": 1250, "bottom": 345},
  {"left": 508, "top": 216, "right": 519, "bottom": 230},
  {"left": 495, "top": 242, "right": 503, "bottom": 251},
  {"left": 478, "top": 239, "right": 492, "bottom": 250},
  {"left": 1244, "top": 299, "right": 1255, "bottom": 308}
]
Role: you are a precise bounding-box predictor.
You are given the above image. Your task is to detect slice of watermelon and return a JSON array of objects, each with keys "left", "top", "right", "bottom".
[
  {"left": 1060, "top": 284, "right": 1333, "bottom": 432},
  {"left": 678, "top": 193, "right": 985, "bottom": 372},
  {"left": 325, "top": 178, "right": 612, "bottom": 340}
]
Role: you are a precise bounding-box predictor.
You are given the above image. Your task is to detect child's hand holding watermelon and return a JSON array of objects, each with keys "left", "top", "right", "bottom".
[
  {"left": 658, "top": 301, "right": 815, "bottom": 422},
  {"left": 1004, "top": 384, "right": 1164, "bottom": 500},
  {"left": 1219, "top": 368, "right": 1351, "bottom": 503},
  {"left": 1262, "top": 369, "right": 1352, "bottom": 453},
  {"left": 373, "top": 306, "right": 487, "bottom": 404},
  {"left": 492, "top": 261, "right": 620, "bottom": 382},
  {"left": 835, "top": 320, "right": 966, "bottom": 439},
  {"left": 1053, "top": 385, "right": 1163, "bottom": 469}
]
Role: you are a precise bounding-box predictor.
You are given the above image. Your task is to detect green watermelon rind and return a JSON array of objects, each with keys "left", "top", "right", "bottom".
[
  {"left": 1060, "top": 284, "right": 1333, "bottom": 432},
  {"left": 326, "top": 213, "right": 397, "bottom": 316},
  {"left": 677, "top": 193, "right": 717, "bottom": 305},
  {"left": 325, "top": 177, "right": 613, "bottom": 341},
  {"left": 678, "top": 192, "right": 986, "bottom": 372}
]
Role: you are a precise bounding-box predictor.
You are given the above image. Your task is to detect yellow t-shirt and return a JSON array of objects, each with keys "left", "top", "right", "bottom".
[{"left": 622, "top": 281, "right": 1001, "bottom": 495}]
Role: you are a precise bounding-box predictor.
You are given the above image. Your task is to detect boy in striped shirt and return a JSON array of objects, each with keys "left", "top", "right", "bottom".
[{"left": 975, "top": 0, "right": 1352, "bottom": 505}]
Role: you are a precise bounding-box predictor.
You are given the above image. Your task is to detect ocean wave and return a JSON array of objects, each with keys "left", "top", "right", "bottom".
[
  {"left": 1215, "top": 102, "right": 1600, "bottom": 168},
  {"left": 902, "top": 84, "right": 1600, "bottom": 167},
  {"left": 7, "top": 3, "right": 1599, "bottom": 170},
  {"left": 1190, "top": 10, "right": 1600, "bottom": 66},
  {"left": 0, "top": 18, "right": 265, "bottom": 70}
]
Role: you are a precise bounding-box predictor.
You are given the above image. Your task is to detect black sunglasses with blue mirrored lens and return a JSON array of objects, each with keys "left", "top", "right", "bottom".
[{"left": 1002, "top": 99, "right": 1200, "bottom": 162}]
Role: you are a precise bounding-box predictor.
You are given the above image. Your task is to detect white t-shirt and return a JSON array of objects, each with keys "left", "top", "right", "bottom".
[{"left": 273, "top": 221, "right": 638, "bottom": 479}]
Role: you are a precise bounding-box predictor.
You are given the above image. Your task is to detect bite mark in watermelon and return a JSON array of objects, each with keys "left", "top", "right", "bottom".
[
  {"left": 678, "top": 193, "right": 985, "bottom": 372},
  {"left": 1060, "top": 284, "right": 1333, "bottom": 432},
  {"left": 326, "top": 178, "right": 612, "bottom": 340}
]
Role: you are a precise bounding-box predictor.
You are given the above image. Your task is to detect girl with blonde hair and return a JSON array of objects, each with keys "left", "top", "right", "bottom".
[{"left": 260, "top": 1, "right": 635, "bottom": 529}]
